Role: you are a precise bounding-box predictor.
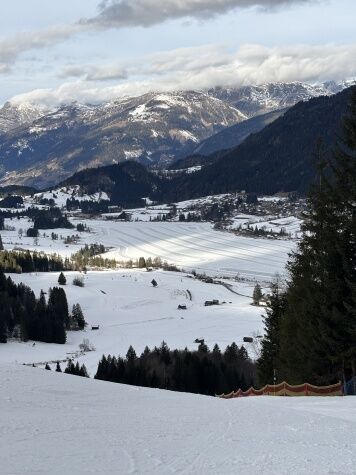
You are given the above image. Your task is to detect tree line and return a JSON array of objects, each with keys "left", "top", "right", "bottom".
[
  {"left": 0, "top": 249, "right": 66, "bottom": 273},
  {"left": 26, "top": 207, "right": 74, "bottom": 230},
  {"left": 95, "top": 341, "right": 256, "bottom": 396},
  {"left": 0, "top": 269, "right": 86, "bottom": 344}
]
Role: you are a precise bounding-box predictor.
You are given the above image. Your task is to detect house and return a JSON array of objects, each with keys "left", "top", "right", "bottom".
[
  {"left": 243, "top": 337, "right": 254, "bottom": 343},
  {"left": 204, "top": 299, "right": 220, "bottom": 306}
]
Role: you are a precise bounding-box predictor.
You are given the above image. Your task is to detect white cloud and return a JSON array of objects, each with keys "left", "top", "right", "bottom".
[
  {"left": 0, "top": 25, "right": 84, "bottom": 73},
  {"left": 10, "top": 42, "right": 356, "bottom": 107},
  {"left": 88, "top": 0, "right": 317, "bottom": 28},
  {"left": 59, "top": 64, "right": 128, "bottom": 81}
]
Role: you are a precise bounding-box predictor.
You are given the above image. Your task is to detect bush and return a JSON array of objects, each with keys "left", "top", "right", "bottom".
[
  {"left": 79, "top": 338, "right": 96, "bottom": 352},
  {"left": 73, "top": 276, "right": 84, "bottom": 287}
]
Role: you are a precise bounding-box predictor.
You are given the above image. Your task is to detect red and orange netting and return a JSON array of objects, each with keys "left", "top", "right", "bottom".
[{"left": 217, "top": 381, "right": 343, "bottom": 398}]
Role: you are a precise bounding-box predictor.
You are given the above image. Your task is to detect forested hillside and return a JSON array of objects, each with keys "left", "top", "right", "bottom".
[{"left": 167, "top": 86, "right": 355, "bottom": 199}]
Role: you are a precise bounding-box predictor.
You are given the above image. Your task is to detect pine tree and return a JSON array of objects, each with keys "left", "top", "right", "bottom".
[
  {"left": 79, "top": 364, "right": 89, "bottom": 378},
  {"left": 257, "top": 279, "right": 286, "bottom": 386},
  {"left": 56, "top": 361, "right": 62, "bottom": 372},
  {"left": 0, "top": 304, "right": 7, "bottom": 343},
  {"left": 252, "top": 283, "right": 263, "bottom": 305},
  {"left": 224, "top": 342, "right": 239, "bottom": 364},
  {"left": 58, "top": 272, "right": 66, "bottom": 285},
  {"left": 72, "top": 303, "right": 86, "bottom": 330},
  {"left": 279, "top": 87, "right": 356, "bottom": 384},
  {"left": 126, "top": 345, "right": 137, "bottom": 362}
]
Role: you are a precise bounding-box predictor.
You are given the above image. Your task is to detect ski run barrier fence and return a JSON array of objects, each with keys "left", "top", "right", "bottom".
[{"left": 217, "top": 381, "right": 343, "bottom": 398}]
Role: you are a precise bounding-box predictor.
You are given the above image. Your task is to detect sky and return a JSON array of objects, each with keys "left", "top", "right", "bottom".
[{"left": 0, "top": 0, "right": 355, "bottom": 106}]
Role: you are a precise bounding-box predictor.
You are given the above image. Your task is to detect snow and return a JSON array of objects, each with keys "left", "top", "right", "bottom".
[
  {"left": 258, "top": 196, "right": 288, "bottom": 202},
  {"left": 1, "top": 219, "right": 294, "bottom": 279},
  {"left": 228, "top": 214, "right": 303, "bottom": 238},
  {"left": 169, "top": 129, "right": 199, "bottom": 143},
  {"left": 1, "top": 196, "right": 354, "bottom": 474},
  {"left": 129, "top": 103, "right": 147, "bottom": 117},
  {"left": 1, "top": 270, "right": 263, "bottom": 374},
  {"left": 100, "top": 222, "right": 293, "bottom": 280},
  {"left": 124, "top": 149, "right": 144, "bottom": 159},
  {"left": 32, "top": 186, "right": 109, "bottom": 208},
  {"left": 1, "top": 364, "right": 355, "bottom": 474}
]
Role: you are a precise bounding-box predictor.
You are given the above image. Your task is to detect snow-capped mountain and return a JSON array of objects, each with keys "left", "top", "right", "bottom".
[
  {"left": 0, "top": 80, "right": 354, "bottom": 189},
  {"left": 208, "top": 80, "right": 356, "bottom": 117},
  {"left": 0, "top": 102, "right": 47, "bottom": 135},
  {"left": 0, "top": 91, "right": 245, "bottom": 188}
]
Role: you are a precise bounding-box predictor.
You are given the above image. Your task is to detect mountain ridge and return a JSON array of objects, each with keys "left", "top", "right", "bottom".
[
  {"left": 0, "top": 91, "right": 245, "bottom": 188},
  {"left": 53, "top": 85, "right": 356, "bottom": 204}
]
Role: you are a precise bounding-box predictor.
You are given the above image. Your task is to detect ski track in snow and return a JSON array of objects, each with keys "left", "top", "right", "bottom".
[{"left": 1, "top": 364, "right": 355, "bottom": 475}]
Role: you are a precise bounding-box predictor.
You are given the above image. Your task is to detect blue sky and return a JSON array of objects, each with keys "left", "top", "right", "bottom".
[{"left": 0, "top": 0, "right": 355, "bottom": 106}]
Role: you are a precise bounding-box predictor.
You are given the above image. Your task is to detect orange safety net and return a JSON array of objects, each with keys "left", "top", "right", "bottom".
[{"left": 217, "top": 381, "right": 343, "bottom": 398}]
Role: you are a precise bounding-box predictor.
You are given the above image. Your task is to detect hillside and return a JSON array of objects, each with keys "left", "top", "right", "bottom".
[
  {"left": 166, "top": 86, "right": 356, "bottom": 199},
  {"left": 0, "top": 92, "right": 245, "bottom": 188},
  {"left": 48, "top": 86, "right": 355, "bottom": 201},
  {"left": 60, "top": 160, "right": 162, "bottom": 207},
  {"left": 0, "top": 102, "right": 46, "bottom": 135},
  {"left": 172, "top": 108, "right": 287, "bottom": 169},
  {"left": 1, "top": 364, "right": 355, "bottom": 474}
]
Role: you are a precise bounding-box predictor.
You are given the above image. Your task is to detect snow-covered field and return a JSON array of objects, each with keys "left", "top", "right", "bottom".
[
  {"left": 1, "top": 270, "right": 263, "bottom": 374},
  {"left": 1, "top": 201, "right": 354, "bottom": 475},
  {"left": 1, "top": 364, "right": 355, "bottom": 475},
  {"left": 2, "top": 218, "right": 295, "bottom": 280},
  {"left": 228, "top": 214, "right": 303, "bottom": 237}
]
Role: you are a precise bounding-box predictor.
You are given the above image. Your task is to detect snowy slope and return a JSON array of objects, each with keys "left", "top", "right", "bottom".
[
  {"left": 2, "top": 270, "right": 263, "bottom": 374},
  {"left": 33, "top": 186, "right": 109, "bottom": 207},
  {"left": 100, "top": 222, "right": 293, "bottom": 280},
  {"left": 1, "top": 364, "right": 355, "bottom": 475},
  {"left": 0, "top": 101, "right": 46, "bottom": 134},
  {"left": 208, "top": 80, "right": 356, "bottom": 117},
  {"left": 1, "top": 219, "right": 294, "bottom": 280}
]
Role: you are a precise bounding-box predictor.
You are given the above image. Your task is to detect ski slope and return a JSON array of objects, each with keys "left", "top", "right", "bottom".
[
  {"left": 1, "top": 364, "right": 355, "bottom": 475},
  {"left": 2, "top": 270, "right": 264, "bottom": 374}
]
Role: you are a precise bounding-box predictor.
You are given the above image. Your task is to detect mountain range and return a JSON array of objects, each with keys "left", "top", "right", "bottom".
[
  {"left": 0, "top": 80, "right": 354, "bottom": 189},
  {"left": 0, "top": 92, "right": 244, "bottom": 188},
  {"left": 58, "top": 85, "right": 356, "bottom": 205},
  {"left": 207, "top": 80, "right": 354, "bottom": 117}
]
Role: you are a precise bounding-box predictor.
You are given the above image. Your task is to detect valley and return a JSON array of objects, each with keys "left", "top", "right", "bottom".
[
  {"left": 0, "top": 192, "right": 298, "bottom": 373},
  {"left": 1, "top": 2, "right": 356, "bottom": 474}
]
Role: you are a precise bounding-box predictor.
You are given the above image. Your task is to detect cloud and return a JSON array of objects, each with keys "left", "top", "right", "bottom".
[
  {"left": 59, "top": 64, "right": 128, "bottom": 81},
  {"left": 0, "top": 0, "right": 319, "bottom": 73},
  {"left": 0, "top": 24, "right": 84, "bottom": 74},
  {"left": 10, "top": 42, "right": 356, "bottom": 107},
  {"left": 87, "top": 0, "right": 317, "bottom": 28}
]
